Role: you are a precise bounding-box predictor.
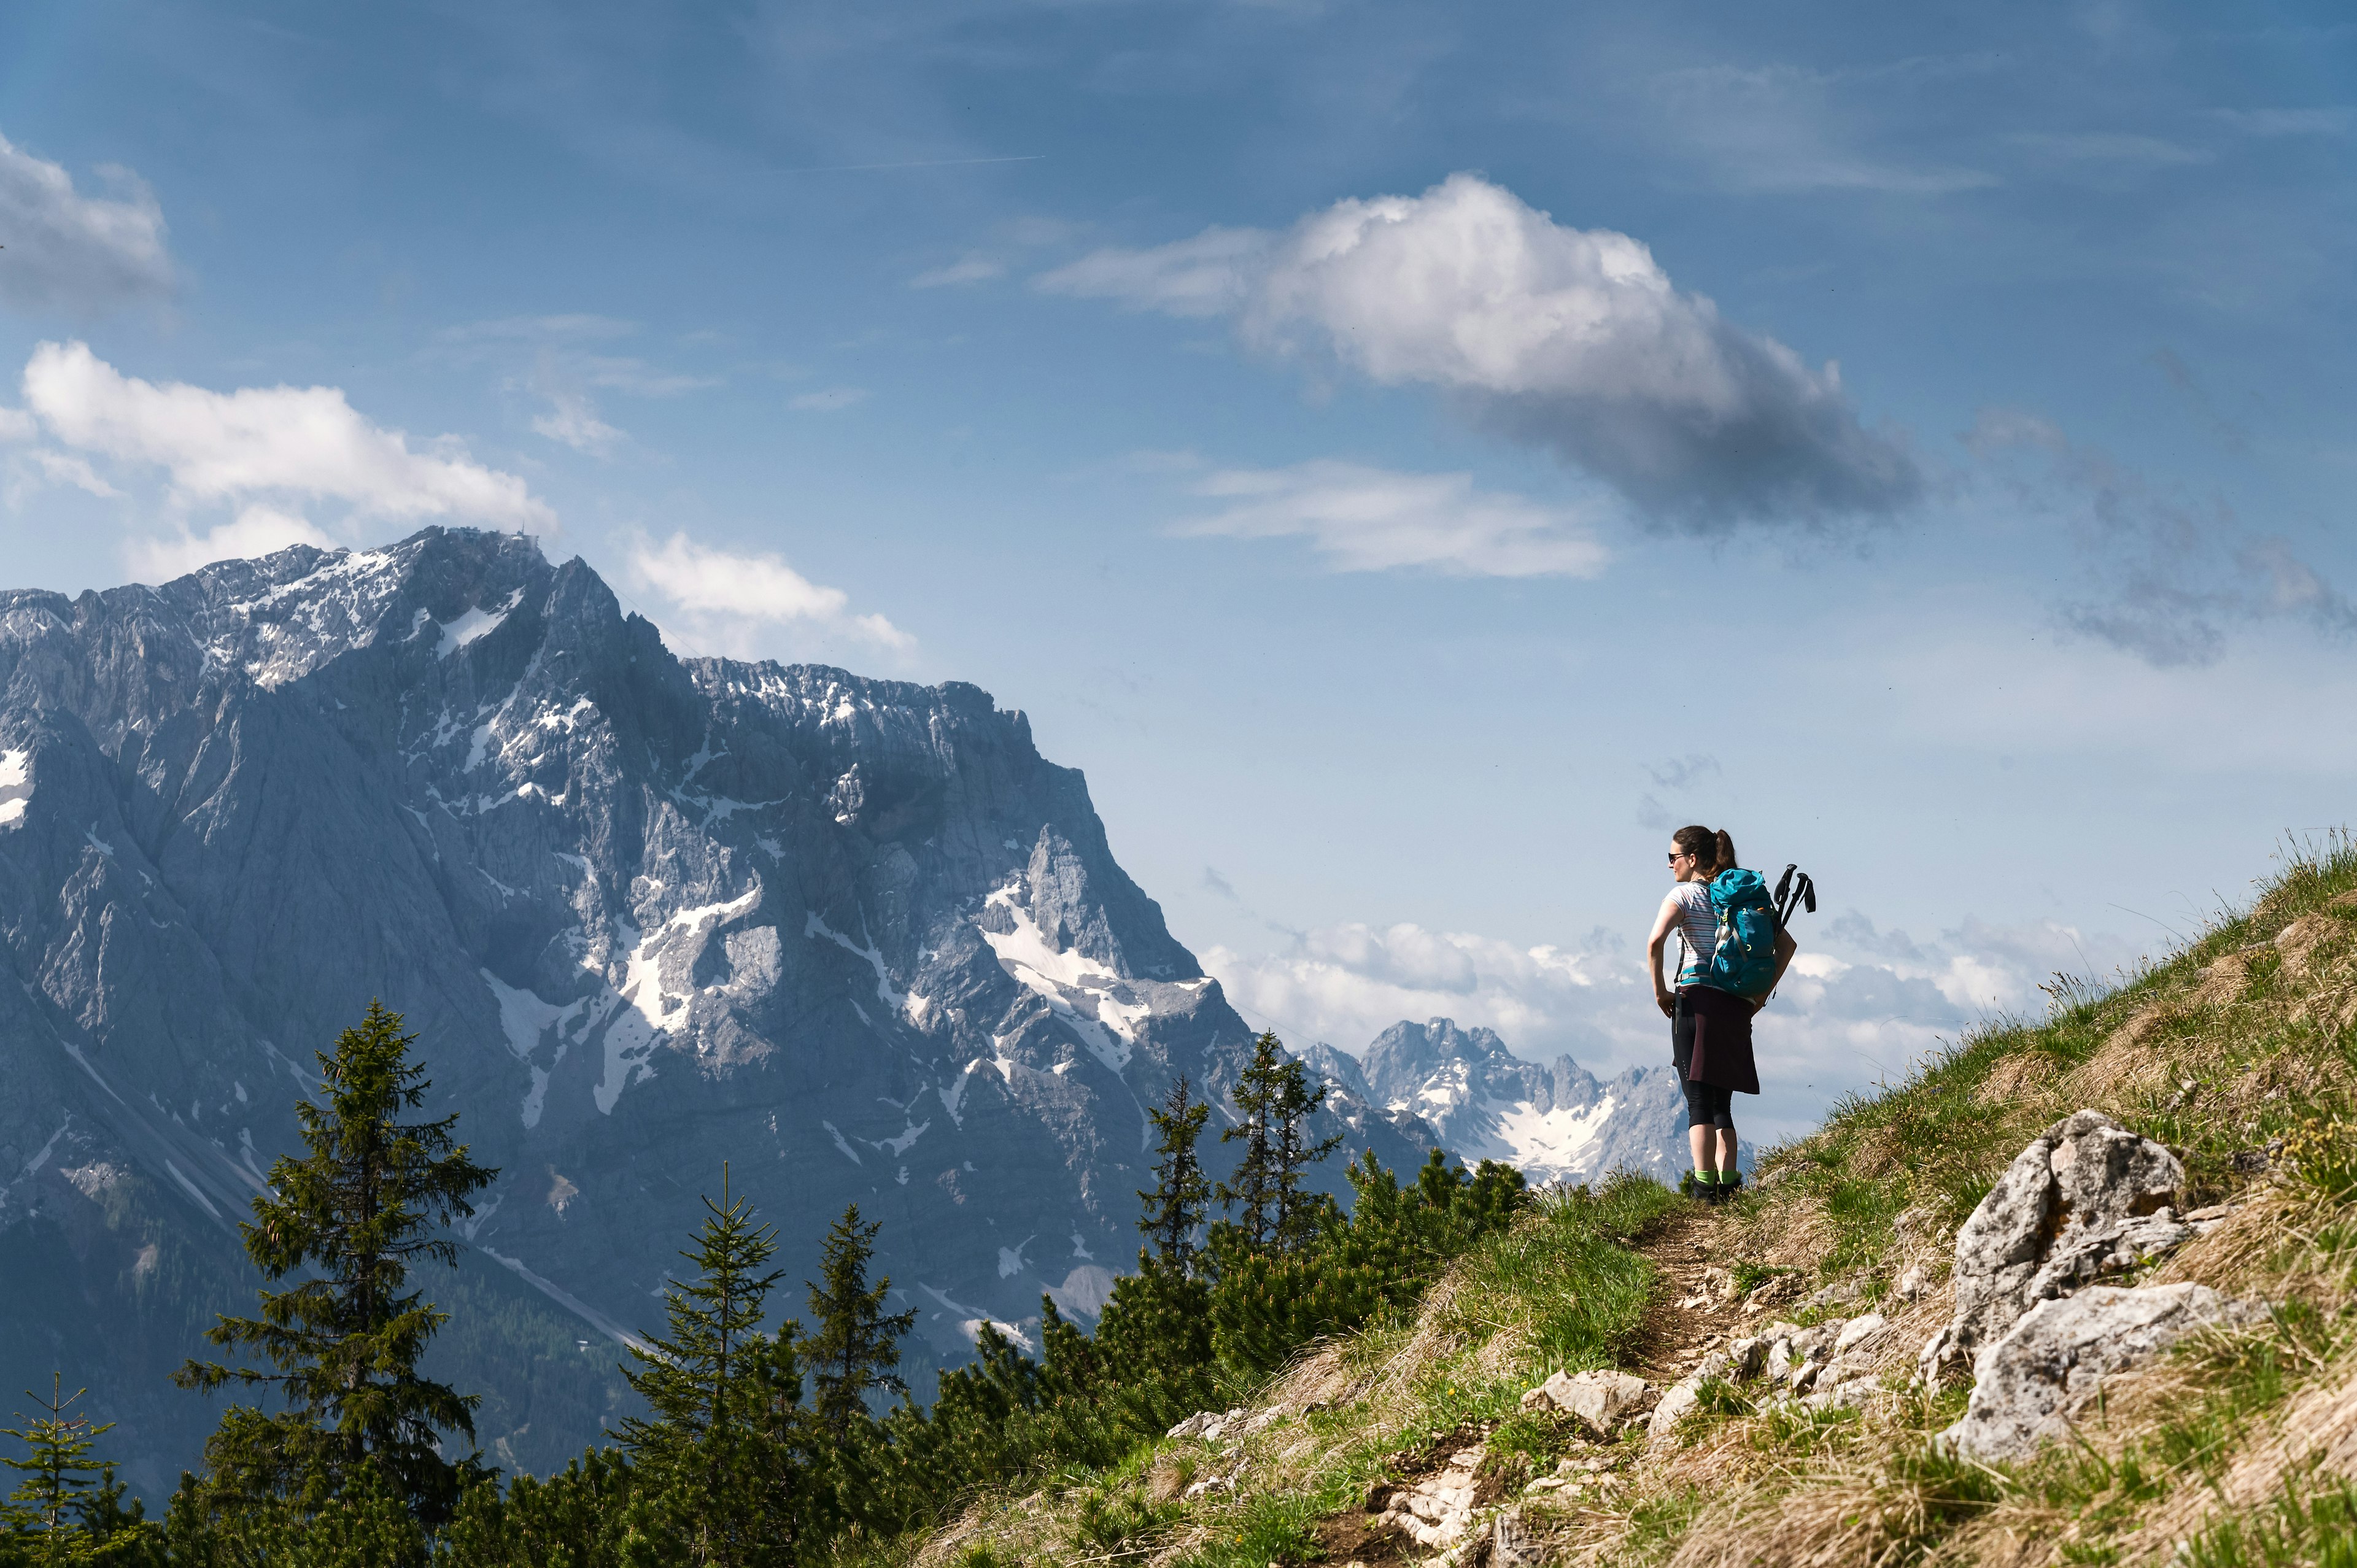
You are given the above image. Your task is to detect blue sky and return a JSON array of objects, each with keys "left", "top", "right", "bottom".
[{"left": 4, "top": 0, "right": 2353, "bottom": 1141}]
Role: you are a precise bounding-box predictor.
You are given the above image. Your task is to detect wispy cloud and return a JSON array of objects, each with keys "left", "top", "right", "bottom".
[
  {"left": 433, "top": 314, "right": 718, "bottom": 454},
  {"left": 2208, "top": 106, "right": 2355, "bottom": 138},
  {"left": 789, "top": 387, "right": 868, "bottom": 412},
  {"left": 0, "top": 129, "right": 174, "bottom": 314},
  {"left": 1042, "top": 174, "right": 1922, "bottom": 532},
  {"left": 909, "top": 251, "right": 1007, "bottom": 288},
  {"left": 531, "top": 392, "right": 625, "bottom": 457},
  {"left": 1178, "top": 460, "right": 1608, "bottom": 577},
  {"left": 1645, "top": 62, "right": 2000, "bottom": 195}
]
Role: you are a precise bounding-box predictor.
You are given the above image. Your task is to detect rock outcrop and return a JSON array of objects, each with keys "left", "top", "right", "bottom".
[
  {"left": 1939, "top": 1283, "right": 2265, "bottom": 1461},
  {"left": 1919, "top": 1110, "right": 2191, "bottom": 1381}
]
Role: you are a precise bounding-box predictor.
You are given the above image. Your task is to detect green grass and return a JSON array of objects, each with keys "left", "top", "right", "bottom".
[
  {"left": 1441, "top": 1172, "right": 1680, "bottom": 1373},
  {"left": 2181, "top": 1470, "right": 2357, "bottom": 1568}
]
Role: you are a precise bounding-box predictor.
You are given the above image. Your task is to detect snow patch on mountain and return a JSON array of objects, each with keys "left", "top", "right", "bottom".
[
  {"left": 979, "top": 884, "right": 1139, "bottom": 1072},
  {"left": 436, "top": 589, "right": 522, "bottom": 658},
  {"left": 0, "top": 747, "right": 29, "bottom": 826}
]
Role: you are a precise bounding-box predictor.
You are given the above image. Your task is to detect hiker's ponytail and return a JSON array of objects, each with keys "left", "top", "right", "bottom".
[{"left": 1673, "top": 824, "right": 1738, "bottom": 876}]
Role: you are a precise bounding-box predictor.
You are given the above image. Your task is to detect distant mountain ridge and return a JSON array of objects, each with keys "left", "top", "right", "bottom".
[
  {"left": 0, "top": 528, "right": 1434, "bottom": 1495},
  {"left": 1312, "top": 1019, "right": 1696, "bottom": 1185}
]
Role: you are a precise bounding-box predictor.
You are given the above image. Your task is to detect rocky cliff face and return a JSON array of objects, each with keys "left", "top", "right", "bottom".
[
  {"left": 0, "top": 528, "right": 1431, "bottom": 1494},
  {"left": 1348, "top": 1019, "right": 1695, "bottom": 1185}
]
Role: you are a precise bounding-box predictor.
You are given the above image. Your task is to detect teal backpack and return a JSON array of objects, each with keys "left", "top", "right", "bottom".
[{"left": 1702, "top": 868, "right": 1781, "bottom": 998}]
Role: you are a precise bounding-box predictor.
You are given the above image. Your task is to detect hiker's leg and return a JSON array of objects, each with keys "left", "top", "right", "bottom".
[
  {"left": 1689, "top": 1122, "right": 1716, "bottom": 1175},
  {"left": 1714, "top": 1126, "right": 1737, "bottom": 1173}
]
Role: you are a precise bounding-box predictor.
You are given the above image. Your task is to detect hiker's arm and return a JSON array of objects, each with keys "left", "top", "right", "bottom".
[{"left": 1645, "top": 895, "right": 1681, "bottom": 1018}]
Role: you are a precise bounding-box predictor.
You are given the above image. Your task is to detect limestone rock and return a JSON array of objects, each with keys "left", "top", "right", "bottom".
[
  {"left": 1482, "top": 1508, "right": 1551, "bottom": 1567},
  {"left": 1518, "top": 1370, "right": 1654, "bottom": 1434},
  {"left": 1166, "top": 1406, "right": 1243, "bottom": 1442},
  {"left": 1378, "top": 1445, "right": 1488, "bottom": 1549},
  {"left": 1801, "top": 1375, "right": 1881, "bottom": 1413},
  {"left": 1646, "top": 1379, "right": 1701, "bottom": 1448},
  {"left": 1919, "top": 1111, "right": 2187, "bottom": 1382},
  {"left": 1833, "top": 1312, "right": 1890, "bottom": 1358},
  {"left": 1938, "top": 1283, "right": 2266, "bottom": 1461}
]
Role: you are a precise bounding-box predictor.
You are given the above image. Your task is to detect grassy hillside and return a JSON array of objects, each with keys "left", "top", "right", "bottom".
[{"left": 889, "top": 836, "right": 2357, "bottom": 1567}]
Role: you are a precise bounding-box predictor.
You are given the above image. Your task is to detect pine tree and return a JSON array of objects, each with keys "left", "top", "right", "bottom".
[
  {"left": 1213, "top": 1032, "right": 1284, "bottom": 1248},
  {"left": 1269, "top": 1052, "right": 1343, "bottom": 1250},
  {"left": 174, "top": 1000, "right": 496, "bottom": 1527},
  {"left": 1213, "top": 1032, "right": 1339, "bottom": 1251},
  {"left": 617, "top": 1168, "right": 815, "bottom": 1567},
  {"left": 800, "top": 1205, "right": 915, "bottom": 1439},
  {"left": 1, "top": 1373, "right": 161, "bottom": 1565},
  {"left": 1137, "top": 1075, "right": 1212, "bottom": 1272}
]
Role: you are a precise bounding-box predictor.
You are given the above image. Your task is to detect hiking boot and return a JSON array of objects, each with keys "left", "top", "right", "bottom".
[
  {"left": 1679, "top": 1170, "right": 1713, "bottom": 1200},
  {"left": 1716, "top": 1172, "right": 1744, "bottom": 1200}
]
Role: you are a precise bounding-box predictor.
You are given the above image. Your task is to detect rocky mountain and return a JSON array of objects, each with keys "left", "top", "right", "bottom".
[
  {"left": 0, "top": 528, "right": 1433, "bottom": 1496},
  {"left": 1333, "top": 1018, "right": 1706, "bottom": 1185}
]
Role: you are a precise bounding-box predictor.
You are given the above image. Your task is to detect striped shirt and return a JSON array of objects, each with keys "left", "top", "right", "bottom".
[{"left": 1670, "top": 881, "right": 1718, "bottom": 983}]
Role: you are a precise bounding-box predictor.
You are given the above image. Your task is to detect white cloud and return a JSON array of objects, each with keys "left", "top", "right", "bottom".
[
  {"left": 789, "top": 387, "right": 869, "bottom": 412},
  {"left": 910, "top": 251, "right": 1007, "bottom": 288},
  {"left": 18, "top": 448, "right": 120, "bottom": 498},
  {"left": 125, "top": 505, "right": 335, "bottom": 582},
  {"left": 1206, "top": 908, "right": 2142, "bottom": 1140},
  {"left": 1178, "top": 460, "right": 1608, "bottom": 577},
  {"left": 1206, "top": 922, "right": 1624, "bottom": 1066},
  {"left": 0, "top": 406, "right": 33, "bottom": 442},
  {"left": 20, "top": 340, "right": 552, "bottom": 527},
  {"left": 531, "top": 391, "right": 624, "bottom": 456},
  {"left": 627, "top": 530, "right": 911, "bottom": 655},
  {"left": 0, "top": 131, "right": 174, "bottom": 313},
  {"left": 1039, "top": 174, "right": 1921, "bottom": 530}
]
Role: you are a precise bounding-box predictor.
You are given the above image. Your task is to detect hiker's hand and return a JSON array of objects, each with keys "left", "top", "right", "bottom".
[{"left": 1656, "top": 992, "right": 1674, "bottom": 1019}]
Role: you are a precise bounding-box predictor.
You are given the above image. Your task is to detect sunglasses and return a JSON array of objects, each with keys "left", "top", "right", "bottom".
[{"left": 1667, "top": 851, "right": 1693, "bottom": 863}]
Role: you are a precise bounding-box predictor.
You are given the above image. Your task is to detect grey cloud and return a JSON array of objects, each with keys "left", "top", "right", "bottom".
[
  {"left": 1969, "top": 407, "right": 2354, "bottom": 667},
  {"left": 1827, "top": 910, "right": 1927, "bottom": 964},
  {"left": 2149, "top": 347, "right": 2250, "bottom": 455},
  {"left": 1805, "top": 964, "right": 1967, "bottom": 1029},
  {"left": 1040, "top": 174, "right": 1923, "bottom": 533},
  {"left": 0, "top": 132, "right": 173, "bottom": 314},
  {"left": 1645, "top": 753, "right": 1722, "bottom": 790}
]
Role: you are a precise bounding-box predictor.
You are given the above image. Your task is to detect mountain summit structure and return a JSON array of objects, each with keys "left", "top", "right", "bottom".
[{"left": 0, "top": 528, "right": 1439, "bottom": 1491}]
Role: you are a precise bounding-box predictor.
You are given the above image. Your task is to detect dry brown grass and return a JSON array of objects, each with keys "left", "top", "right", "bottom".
[
  {"left": 2120, "top": 1358, "right": 2357, "bottom": 1558},
  {"left": 1972, "top": 1052, "right": 2061, "bottom": 1110}
]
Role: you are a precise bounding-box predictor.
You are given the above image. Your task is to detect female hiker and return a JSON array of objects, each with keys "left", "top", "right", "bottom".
[{"left": 1644, "top": 825, "right": 1797, "bottom": 1202}]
